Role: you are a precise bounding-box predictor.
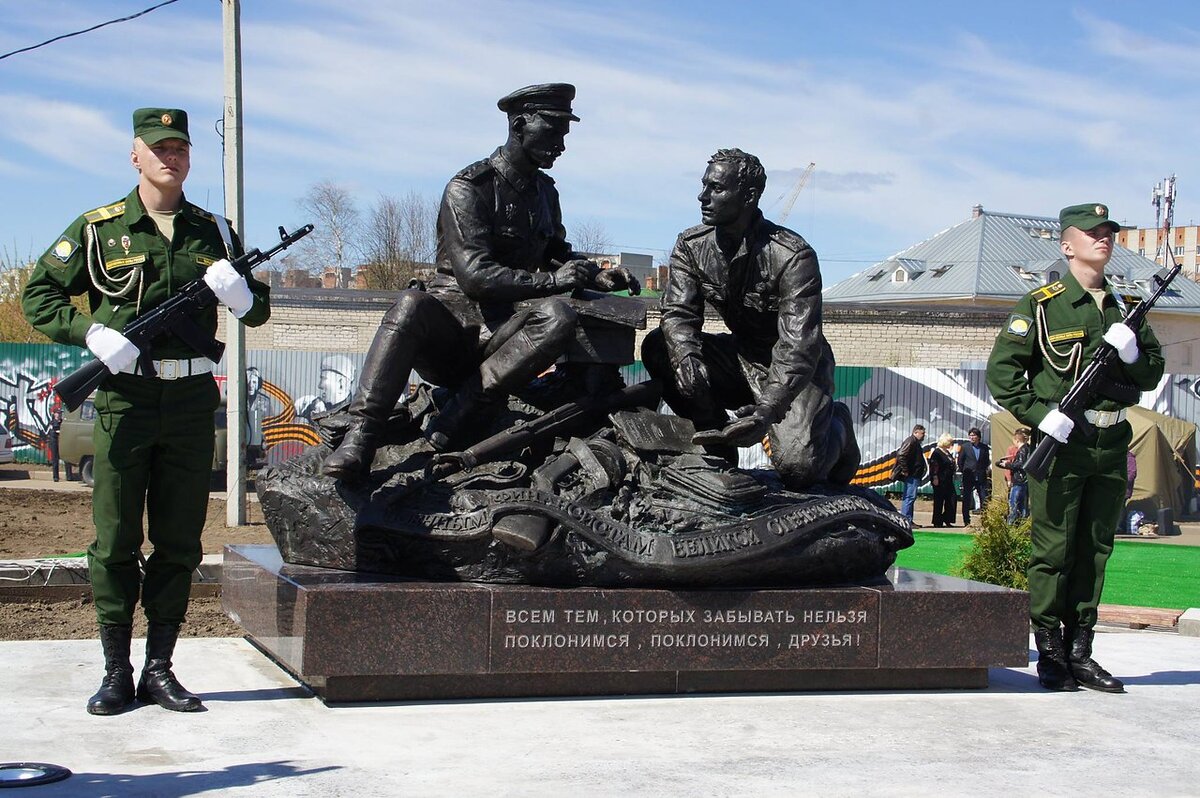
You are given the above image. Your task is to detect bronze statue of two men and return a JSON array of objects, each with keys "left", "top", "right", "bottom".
[{"left": 324, "top": 83, "right": 858, "bottom": 492}]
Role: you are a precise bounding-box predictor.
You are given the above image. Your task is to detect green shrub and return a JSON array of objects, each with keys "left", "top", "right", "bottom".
[{"left": 953, "top": 495, "right": 1031, "bottom": 590}]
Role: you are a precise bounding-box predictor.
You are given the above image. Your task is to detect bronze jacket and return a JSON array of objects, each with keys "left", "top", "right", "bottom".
[
  {"left": 660, "top": 212, "right": 831, "bottom": 418},
  {"left": 435, "top": 148, "right": 575, "bottom": 313}
]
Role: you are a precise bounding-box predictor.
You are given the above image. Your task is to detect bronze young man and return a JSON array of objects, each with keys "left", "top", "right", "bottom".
[
  {"left": 642, "top": 149, "right": 858, "bottom": 489},
  {"left": 23, "top": 108, "right": 270, "bottom": 714},
  {"left": 324, "top": 83, "right": 635, "bottom": 479},
  {"left": 987, "top": 203, "right": 1163, "bottom": 693}
]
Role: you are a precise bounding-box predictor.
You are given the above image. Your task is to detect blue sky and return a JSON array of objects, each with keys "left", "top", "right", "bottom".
[{"left": 2, "top": 0, "right": 1198, "bottom": 284}]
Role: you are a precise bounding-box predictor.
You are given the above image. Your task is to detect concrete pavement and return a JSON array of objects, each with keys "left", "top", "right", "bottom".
[{"left": 1, "top": 629, "right": 1198, "bottom": 797}]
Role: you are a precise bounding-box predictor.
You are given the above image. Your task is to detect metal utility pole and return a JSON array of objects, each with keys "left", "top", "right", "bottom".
[{"left": 223, "top": 0, "right": 247, "bottom": 525}]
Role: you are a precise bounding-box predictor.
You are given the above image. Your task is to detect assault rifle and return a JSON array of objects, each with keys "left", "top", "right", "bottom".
[
  {"left": 1024, "top": 260, "right": 1181, "bottom": 481},
  {"left": 55, "top": 224, "right": 314, "bottom": 411}
]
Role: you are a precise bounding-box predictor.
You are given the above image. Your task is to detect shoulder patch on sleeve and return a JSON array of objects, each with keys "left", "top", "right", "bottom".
[
  {"left": 1005, "top": 313, "right": 1033, "bottom": 337},
  {"left": 455, "top": 159, "right": 493, "bottom": 182},
  {"left": 1031, "top": 281, "right": 1066, "bottom": 303},
  {"left": 83, "top": 202, "right": 126, "bottom": 224},
  {"left": 50, "top": 235, "right": 80, "bottom": 264},
  {"left": 679, "top": 223, "right": 712, "bottom": 241}
]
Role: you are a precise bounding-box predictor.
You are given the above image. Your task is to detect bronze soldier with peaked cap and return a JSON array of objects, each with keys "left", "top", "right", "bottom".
[
  {"left": 987, "top": 202, "right": 1163, "bottom": 693},
  {"left": 23, "top": 108, "right": 271, "bottom": 715},
  {"left": 324, "top": 83, "right": 636, "bottom": 480}
]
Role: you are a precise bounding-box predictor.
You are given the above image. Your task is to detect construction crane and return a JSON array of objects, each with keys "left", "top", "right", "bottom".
[{"left": 772, "top": 161, "right": 815, "bottom": 224}]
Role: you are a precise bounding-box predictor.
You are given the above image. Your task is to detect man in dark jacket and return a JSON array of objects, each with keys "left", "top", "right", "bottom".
[
  {"left": 892, "top": 425, "right": 927, "bottom": 521},
  {"left": 641, "top": 148, "right": 858, "bottom": 489},
  {"left": 957, "top": 427, "right": 991, "bottom": 525}
]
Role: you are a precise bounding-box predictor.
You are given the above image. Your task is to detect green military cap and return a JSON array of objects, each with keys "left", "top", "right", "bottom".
[
  {"left": 1059, "top": 202, "right": 1119, "bottom": 233},
  {"left": 497, "top": 83, "right": 580, "bottom": 121},
  {"left": 132, "top": 107, "right": 190, "bottom": 145}
]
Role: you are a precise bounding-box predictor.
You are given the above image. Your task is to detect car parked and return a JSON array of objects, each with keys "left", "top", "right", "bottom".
[
  {"left": 58, "top": 397, "right": 227, "bottom": 487},
  {"left": 0, "top": 426, "right": 14, "bottom": 465}
]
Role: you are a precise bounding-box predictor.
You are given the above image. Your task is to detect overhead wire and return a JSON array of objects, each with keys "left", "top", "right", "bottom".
[{"left": 0, "top": 0, "right": 186, "bottom": 62}]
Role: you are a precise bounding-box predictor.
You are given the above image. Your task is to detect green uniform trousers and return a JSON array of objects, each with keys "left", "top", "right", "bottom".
[
  {"left": 89, "top": 372, "right": 219, "bottom": 626},
  {"left": 1027, "top": 421, "right": 1130, "bottom": 631}
]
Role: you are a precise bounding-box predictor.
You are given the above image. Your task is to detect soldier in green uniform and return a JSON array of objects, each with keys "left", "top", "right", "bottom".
[
  {"left": 987, "top": 203, "right": 1163, "bottom": 693},
  {"left": 23, "top": 108, "right": 271, "bottom": 715}
]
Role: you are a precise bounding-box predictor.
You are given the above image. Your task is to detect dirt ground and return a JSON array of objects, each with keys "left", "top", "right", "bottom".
[{"left": 0, "top": 462, "right": 274, "bottom": 640}]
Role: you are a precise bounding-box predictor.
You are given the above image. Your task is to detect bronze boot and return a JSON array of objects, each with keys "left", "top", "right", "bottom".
[
  {"left": 323, "top": 323, "right": 416, "bottom": 480},
  {"left": 87, "top": 624, "right": 135, "bottom": 716},
  {"left": 425, "top": 375, "right": 501, "bottom": 452},
  {"left": 1032, "top": 626, "right": 1079, "bottom": 692},
  {"left": 136, "top": 622, "right": 203, "bottom": 712},
  {"left": 1066, "top": 626, "right": 1125, "bottom": 693},
  {"left": 322, "top": 420, "right": 383, "bottom": 481}
]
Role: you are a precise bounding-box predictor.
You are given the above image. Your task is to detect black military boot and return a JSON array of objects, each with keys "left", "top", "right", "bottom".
[
  {"left": 1066, "top": 626, "right": 1125, "bottom": 693},
  {"left": 323, "top": 323, "right": 416, "bottom": 480},
  {"left": 136, "top": 622, "right": 203, "bottom": 712},
  {"left": 1032, "top": 626, "right": 1079, "bottom": 692},
  {"left": 87, "top": 624, "right": 135, "bottom": 716}
]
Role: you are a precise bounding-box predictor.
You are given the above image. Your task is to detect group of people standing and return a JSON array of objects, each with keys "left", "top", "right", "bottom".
[{"left": 893, "top": 425, "right": 997, "bottom": 528}]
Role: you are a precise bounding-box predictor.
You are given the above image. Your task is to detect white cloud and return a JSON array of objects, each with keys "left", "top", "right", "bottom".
[
  {"left": 0, "top": 2, "right": 1197, "bottom": 279},
  {"left": 0, "top": 95, "right": 128, "bottom": 176}
]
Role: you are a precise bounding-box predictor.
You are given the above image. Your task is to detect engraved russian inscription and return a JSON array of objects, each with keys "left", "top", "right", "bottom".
[{"left": 491, "top": 590, "right": 880, "bottom": 672}]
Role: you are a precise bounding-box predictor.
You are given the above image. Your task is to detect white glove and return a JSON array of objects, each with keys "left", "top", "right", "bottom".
[
  {"left": 1103, "top": 322, "right": 1139, "bottom": 365},
  {"left": 203, "top": 259, "right": 254, "bottom": 318},
  {"left": 1038, "top": 408, "right": 1075, "bottom": 444},
  {"left": 85, "top": 323, "right": 139, "bottom": 375}
]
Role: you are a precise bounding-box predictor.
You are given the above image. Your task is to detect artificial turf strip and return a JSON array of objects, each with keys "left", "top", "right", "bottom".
[{"left": 894, "top": 531, "right": 1200, "bottom": 610}]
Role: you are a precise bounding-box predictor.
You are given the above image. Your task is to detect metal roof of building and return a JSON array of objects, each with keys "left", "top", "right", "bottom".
[{"left": 824, "top": 209, "right": 1200, "bottom": 314}]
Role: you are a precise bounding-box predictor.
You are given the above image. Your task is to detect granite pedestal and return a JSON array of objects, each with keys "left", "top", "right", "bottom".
[{"left": 222, "top": 544, "right": 1029, "bottom": 702}]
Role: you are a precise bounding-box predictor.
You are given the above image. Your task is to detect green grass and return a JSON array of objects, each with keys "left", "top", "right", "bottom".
[{"left": 895, "top": 531, "right": 1200, "bottom": 610}]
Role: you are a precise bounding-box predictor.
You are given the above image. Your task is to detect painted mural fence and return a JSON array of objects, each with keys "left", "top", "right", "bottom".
[{"left": 4, "top": 345, "right": 1197, "bottom": 500}]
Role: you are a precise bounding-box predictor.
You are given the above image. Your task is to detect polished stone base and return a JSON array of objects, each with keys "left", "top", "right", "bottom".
[{"left": 222, "top": 545, "right": 1029, "bottom": 703}]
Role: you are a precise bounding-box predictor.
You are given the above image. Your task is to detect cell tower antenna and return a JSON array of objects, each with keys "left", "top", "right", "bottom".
[
  {"left": 1150, "top": 174, "right": 1178, "bottom": 271},
  {"left": 1152, "top": 174, "right": 1175, "bottom": 231}
]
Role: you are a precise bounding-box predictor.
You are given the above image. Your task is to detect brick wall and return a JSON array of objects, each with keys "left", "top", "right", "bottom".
[
  {"left": 824, "top": 305, "right": 1008, "bottom": 368},
  {"left": 218, "top": 289, "right": 1200, "bottom": 373}
]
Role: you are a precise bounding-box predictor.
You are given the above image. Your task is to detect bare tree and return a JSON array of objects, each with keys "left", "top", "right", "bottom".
[
  {"left": 295, "top": 180, "right": 361, "bottom": 277},
  {"left": 0, "top": 247, "right": 43, "bottom": 343},
  {"left": 359, "top": 191, "right": 438, "bottom": 291},
  {"left": 571, "top": 217, "right": 613, "bottom": 259}
]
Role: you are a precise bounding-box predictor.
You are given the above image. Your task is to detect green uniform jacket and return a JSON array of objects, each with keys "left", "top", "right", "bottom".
[
  {"left": 22, "top": 187, "right": 271, "bottom": 355},
  {"left": 986, "top": 270, "right": 1164, "bottom": 427}
]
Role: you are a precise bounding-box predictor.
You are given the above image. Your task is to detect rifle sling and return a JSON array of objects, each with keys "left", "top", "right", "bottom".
[{"left": 1094, "top": 371, "right": 1141, "bottom": 405}]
